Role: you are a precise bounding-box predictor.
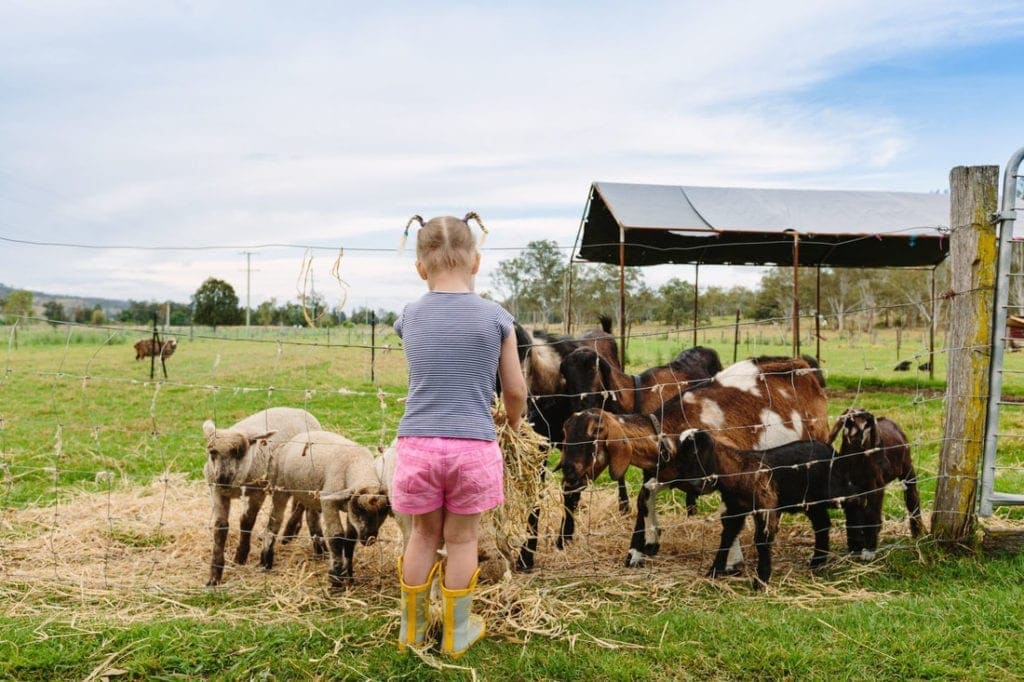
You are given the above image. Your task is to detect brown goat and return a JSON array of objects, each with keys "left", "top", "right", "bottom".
[
  {"left": 559, "top": 356, "right": 829, "bottom": 568},
  {"left": 134, "top": 337, "right": 177, "bottom": 378},
  {"left": 134, "top": 337, "right": 177, "bottom": 360},
  {"left": 560, "top": 345, "right": 722, "bottom": 414},
  {"left": 515, "top": 316, "right": 627, "bottom": 571},
  {"left": 828, "top": 407, "right": 923, "bottom": 558}
]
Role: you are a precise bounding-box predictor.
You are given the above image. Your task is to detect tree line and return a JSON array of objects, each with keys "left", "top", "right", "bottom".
[
  {"left": 0, "top": 277, "right": 398, "bottom": 330},
  {"left": 489, "top": 240, "right": 954, "bottom": 332},
  {"left": 17, "top": 239, "right": 1024, "bottom": 333}
]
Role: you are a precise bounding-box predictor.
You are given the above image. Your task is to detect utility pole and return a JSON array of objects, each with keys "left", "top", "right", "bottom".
[{"left": 239, "top": 251, "right": 257, "bottom": 333}]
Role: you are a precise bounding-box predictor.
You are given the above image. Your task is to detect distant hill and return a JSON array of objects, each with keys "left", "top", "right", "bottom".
[{"left": 0, "top": 282, "right": 131, "bottom": 315}]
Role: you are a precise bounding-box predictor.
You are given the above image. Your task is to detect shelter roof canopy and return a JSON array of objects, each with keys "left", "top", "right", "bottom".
[{"left": 577, "top": 182, "right": 950, "bottom": 268}]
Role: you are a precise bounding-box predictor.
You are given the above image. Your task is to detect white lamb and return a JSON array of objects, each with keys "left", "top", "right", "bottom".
[
  {"left": 375, "top": 442, "right": 412, "bottom": 550},
  {"left": 259, "top": 430, "right": 391, "bottom": 586},
  {"left": 202, "top": 407, "right": 322, "bottom": 586}
]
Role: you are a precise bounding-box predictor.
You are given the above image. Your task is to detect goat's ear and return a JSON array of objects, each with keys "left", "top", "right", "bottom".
[
  {"left": 860, "top": 414, "right": 877, "bottom": 449},
  {"left": 202, "top": 420, "right": 216, "bottom": 438},
  {"left": 605, "top": 420, "right": 632, "bottom": 481},
  {"left": 248, "top": 430, "right": 277, "bottom": 446},
  {"left": 678, "top": 429, "right": 714, "bottom": 463},
  {"left": 826, "top": 416, "right": 844, "bottom": 444}
]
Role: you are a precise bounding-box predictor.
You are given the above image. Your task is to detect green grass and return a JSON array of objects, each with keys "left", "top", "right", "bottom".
[{"left": 2, "top": 320, "right": 1024, "bottom": 680}]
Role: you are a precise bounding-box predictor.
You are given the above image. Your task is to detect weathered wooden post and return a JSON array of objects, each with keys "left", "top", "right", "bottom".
[{"left": 932, "top": 165, "right": 999, "bottom": 544}]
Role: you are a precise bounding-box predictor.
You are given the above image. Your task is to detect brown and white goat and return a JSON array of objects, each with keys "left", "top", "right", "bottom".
[
  {"left": 828, "top": 408, "right": 923, "bottom": 559},
  {"left": 674, "top": 428, "right": 858, "bottom": 587},
  {"left": 559, "top": 344, "right": 722, "bottom": 520},
  {"left": 559, "top": 356, "right": 829, "bottom": 569}
]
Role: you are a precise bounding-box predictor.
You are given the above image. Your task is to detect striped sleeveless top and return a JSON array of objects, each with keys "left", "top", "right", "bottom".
[{"left": 395, "top": 291, "right": 514, "bottom": 441}]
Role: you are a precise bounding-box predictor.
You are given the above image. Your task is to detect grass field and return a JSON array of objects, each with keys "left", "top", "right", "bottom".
[{"left": 1, "top": 320, "right": 1024, "bottom": 680}]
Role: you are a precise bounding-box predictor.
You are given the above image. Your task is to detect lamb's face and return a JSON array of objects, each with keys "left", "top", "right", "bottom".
[
  {"left": 204, "top": 430, "right": 256, "bottom": 487},
  {"left": 346, "top": 486, "right": 391, "bottom": 545}
]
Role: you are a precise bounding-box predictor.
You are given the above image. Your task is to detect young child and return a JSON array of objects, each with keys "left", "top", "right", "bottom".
[{"left": 392, "top": 213, "right": 527, "bottom": 658}]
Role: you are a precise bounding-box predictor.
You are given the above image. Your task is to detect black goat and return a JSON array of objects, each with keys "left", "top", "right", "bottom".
[{"left": 674, "top": 429, "right": 857, "bottom": 588}]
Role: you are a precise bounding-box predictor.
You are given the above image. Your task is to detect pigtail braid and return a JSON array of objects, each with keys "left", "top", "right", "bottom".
[
  {"left": 398, "top": 214, "right": 425, "bottom": 255},
  {"left": 463, "top": 211, "right": 489, "bottom": 248}
]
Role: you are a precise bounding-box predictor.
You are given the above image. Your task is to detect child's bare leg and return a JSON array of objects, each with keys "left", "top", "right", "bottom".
[
  {"left": 442, "top": 512, "right": 481, "bottom": 589},
  {"left": 402, "top": 509, "right": 443, "bottom": 585}
]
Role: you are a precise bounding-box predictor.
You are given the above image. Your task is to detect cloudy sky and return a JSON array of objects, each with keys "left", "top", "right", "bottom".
[{"left": 2, "top": 1, "right": 1024, "bottom": 314}]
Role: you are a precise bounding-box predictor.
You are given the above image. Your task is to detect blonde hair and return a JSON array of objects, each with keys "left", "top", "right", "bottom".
[{"left": 413, "top": 213, "right": 485, "bottom": 275}]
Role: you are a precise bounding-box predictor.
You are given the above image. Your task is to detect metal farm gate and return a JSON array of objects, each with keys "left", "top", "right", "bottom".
[{"left": 981, "top": 145, "right": 1024, "bottom": 516}]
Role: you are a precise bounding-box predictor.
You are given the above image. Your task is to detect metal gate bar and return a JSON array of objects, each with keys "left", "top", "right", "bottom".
[{"left": 980, "top": 145, "right": 1024, "bottom": 516}]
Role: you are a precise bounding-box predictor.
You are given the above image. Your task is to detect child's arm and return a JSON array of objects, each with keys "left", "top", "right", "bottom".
[{"left": 497, "top": 332, "right": 527, "bottom": 430}]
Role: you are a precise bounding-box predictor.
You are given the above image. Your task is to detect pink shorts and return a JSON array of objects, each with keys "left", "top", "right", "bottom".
[{"left": 391, "top": 437, "right": 504, "bottom": 515}]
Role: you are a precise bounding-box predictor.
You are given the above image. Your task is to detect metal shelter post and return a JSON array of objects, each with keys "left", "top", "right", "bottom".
[
  {"left": 693, "top": 263, "right": 699, "bottom": 348},
  {"left": 930, "top": 266, "right": 937, "bottom": 381},
  {"left": 619, "top": 226, "right": 626, "bottom": 367},
  {"left": 815, "top": 265, "right": 821, "bottom": 362},
  {"left": 791, "top": 231, "right": 801, "bottom": 358}
]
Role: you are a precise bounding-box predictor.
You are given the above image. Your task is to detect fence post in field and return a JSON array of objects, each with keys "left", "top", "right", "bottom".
[{"left": 932, "top": 165, "right": 999, "bottom": 544}]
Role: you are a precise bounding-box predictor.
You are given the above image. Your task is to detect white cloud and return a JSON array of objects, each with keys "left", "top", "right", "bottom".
[{"left": 2, "top": 1, "right": 1023, "bottom": 308}]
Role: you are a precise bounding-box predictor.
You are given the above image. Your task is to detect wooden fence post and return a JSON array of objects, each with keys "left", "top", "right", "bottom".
[{"left": 932, "top": 165, "right": 999, "bottom": 544}]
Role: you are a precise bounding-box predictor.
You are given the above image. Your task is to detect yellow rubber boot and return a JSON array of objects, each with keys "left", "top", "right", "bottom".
[
  {"left": 397, "top": 557, "right": 439, "bottom": 651},
  {"left": 440, "top": 567, "right": 485, "bottom": 659}
]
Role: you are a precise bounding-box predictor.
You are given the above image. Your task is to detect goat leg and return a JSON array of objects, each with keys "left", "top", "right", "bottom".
[
  {"left": 806, "top": 505, "right": 832, "bottom": 569},
  {"left": 616, "top": 479, "right": 630, "bottom": 514},
  {"left": 709, "top": 515, "right": 746, "bottom": 578},
  {"left": 557, "top": 489, "right": 580, "bottom": 549}
]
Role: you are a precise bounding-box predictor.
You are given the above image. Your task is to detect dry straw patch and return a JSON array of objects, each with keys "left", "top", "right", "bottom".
[{"left": 1, "top": 421, "right": 926, "bottom": 644}]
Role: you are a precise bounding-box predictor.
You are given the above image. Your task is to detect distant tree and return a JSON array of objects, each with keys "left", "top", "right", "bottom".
[
  {"left": 90, "top": 305, "right": 106, "bottom": 326},
  {"left": 42, "top": 301, "right": 66, "bottom": 327},
  {"left": 256, "top": 298, "right": 278, "bottom": 326},
  {"left": 4, "top": 290, "right": 33, "bottom": 323},
  {"left": 569, "top": 263, "right": 648, "bottom": 328},
  {"left": 377, "top": 309, "right": 398, "bottom": 326},
  {"left": 168, "top": 302, "right": 191, "bottom": 326},
  {"left": 118, "top": 300, "right": 160, "bottom": 325},
  {"left": 656, "top": 278, "right": 697, "bottom": 327},
  {"left": 491, "top": 240, "right": 566, "bottom": 324},
  {"left": 191, "top": 278, "right": 242, "bottom": 330}
]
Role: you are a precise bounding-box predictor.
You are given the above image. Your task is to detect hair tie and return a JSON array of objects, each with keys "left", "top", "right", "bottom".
[
  {"left": 464, "top": 211, "right": 489, "bottom": 248},
  {"left": 398, "top": 214, "right": 424, "bottom": 255}
]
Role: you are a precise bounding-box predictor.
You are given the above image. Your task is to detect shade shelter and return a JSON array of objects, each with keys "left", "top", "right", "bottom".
[{"left": 571, "top": 182, "right": 951, "bottom": 366}]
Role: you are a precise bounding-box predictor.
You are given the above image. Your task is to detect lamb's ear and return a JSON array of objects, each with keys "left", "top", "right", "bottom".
[
  {"left": 247, "top": 430, "right": 277, "bottom": 446},
  {"left": 202, "top": 420, "right": 216, "bottom": 438},
  {"left": 320, "top": 488, "right": 354, "bottom": 505},
  {"left": 605, "top": 421, "right": 632, "bottom": 481}
]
